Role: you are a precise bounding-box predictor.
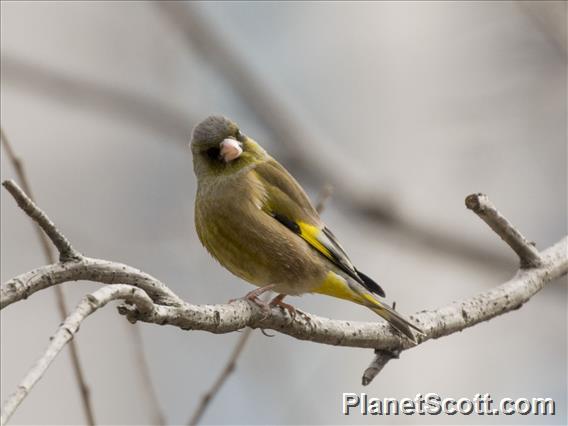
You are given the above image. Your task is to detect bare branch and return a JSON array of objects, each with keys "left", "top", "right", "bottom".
[
  {"left": 2, "top": 180, "right": 80, "bottom": 262},
  {"left": 465, "top": 193, "right": 543, "bottom": 268},
  {"left": 0, "top": 285, "right": 155, "bottom": 426},
  {"left": 1, "top": 132, "right": 95, "bottom": 425}
]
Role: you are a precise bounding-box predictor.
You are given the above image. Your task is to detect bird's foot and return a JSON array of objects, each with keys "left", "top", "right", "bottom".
[
  {"left": 269, "top": 294, "right": 297, "bottom": 317},
  {"left": 229, "top": 285, "right": 275, "bottom": 318},
  {"left": 269, "top": 294, "right": 310, "bottom": 321}
]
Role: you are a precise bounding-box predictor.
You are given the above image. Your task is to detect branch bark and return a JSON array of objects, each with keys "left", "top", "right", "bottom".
[{"left": 0, "top": 285, "right": 155, "bottom": 426}]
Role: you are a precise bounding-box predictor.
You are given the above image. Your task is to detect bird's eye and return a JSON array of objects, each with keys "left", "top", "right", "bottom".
[
  {"left": 236, "top": 129, "right": 245, "bottom": 142},
  {"left": 206, "top": 147, "right": 220, "bottom": 160}
]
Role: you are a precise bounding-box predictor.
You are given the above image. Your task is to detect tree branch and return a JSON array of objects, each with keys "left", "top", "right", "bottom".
[
  {"left": 0, "top": 285, "right": 155, "bottom": 426},
  {"left": 117, "top": 236, "right": 567, "bottom": 349}
]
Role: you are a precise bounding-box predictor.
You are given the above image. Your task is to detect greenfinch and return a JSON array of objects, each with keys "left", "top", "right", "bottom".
[{"left": 191, "top": 115, "right": 423, "bottom": 342}]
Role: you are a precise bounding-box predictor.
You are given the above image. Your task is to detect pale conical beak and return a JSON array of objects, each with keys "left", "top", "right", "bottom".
[{"left": 219, "top": 138, "right": 243, "bottom": 162}]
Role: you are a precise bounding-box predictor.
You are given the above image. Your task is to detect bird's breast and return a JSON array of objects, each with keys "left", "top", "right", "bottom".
[{"left": 194, "top": 172, "right": 325, "bottom": 294}]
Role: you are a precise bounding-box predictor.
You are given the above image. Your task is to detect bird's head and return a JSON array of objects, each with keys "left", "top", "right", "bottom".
[{"left": 190, "top": 115, "right": 266, "bottom": 180}]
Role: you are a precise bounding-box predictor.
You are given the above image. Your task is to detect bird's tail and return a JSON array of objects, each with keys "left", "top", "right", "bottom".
[
  {"left": 313, "top": 272, "right": 425, "bottom": 343},
  {"left": 359, "top": 293, "right": 425, "bottom": 343}
]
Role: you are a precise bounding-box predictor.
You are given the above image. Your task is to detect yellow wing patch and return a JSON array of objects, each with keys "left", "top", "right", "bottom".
[{"left": 297, "top": 221, "right": 333, "bottom": 260}]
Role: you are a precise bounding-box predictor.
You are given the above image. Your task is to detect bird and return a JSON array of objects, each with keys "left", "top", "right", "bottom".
[{"left": 190, "top": 115, "right": 424, "bottom": 342}]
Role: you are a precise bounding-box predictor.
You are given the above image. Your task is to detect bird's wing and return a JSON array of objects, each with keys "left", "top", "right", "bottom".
[{"left": 253, "top": 158, "right": 385, "bottom": 297}]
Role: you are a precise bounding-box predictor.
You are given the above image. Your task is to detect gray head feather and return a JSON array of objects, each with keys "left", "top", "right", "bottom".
[{"left": 191, "top": 115, "right": 236, "bottom": 146}]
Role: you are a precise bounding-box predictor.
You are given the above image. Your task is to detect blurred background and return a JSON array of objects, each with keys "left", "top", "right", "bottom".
[{"left": 1, "top": 1, "right": 566, "bottom": 425}]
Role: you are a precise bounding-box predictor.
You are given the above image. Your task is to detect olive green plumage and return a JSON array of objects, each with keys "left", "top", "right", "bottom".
[{"left": 191, "top": 115, "right": 423, "bottom": 342}]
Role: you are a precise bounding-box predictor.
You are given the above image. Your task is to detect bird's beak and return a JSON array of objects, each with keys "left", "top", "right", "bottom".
[{"left": 219, "top": 138, "right": 243, "bottom": 162}]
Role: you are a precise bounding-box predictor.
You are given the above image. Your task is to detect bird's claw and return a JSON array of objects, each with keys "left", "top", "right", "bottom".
[
  {"left": 229, "top": 285, "right": 275, "bottom": 319},
  {"left": 270, "top": 298, "right": 298, "bottom": 318}
]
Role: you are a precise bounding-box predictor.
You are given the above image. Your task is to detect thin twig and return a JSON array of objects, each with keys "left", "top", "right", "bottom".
[
  {"left": 465, "top": 193, "right": 543, "bottom": 268},
  {"left": 0, "top": 285, "right": 155, "bottom": 426},
  {"left": 1, "top": 131, "right": 95, "bottom": 425},
  {"left": 188, "top": 328, "right": 253, "bottom": 426},
  {"left": 1, "top": 179, "right": 80, "bottom": 262}
]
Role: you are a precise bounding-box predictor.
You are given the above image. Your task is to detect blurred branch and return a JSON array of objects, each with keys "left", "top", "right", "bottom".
[
  {"left": 0, "top": 285, "right": 155, "bottom": 426},
  {"left": 1, "top": 130, "right": 95, "bottom": 425},
  {"left": 0, "top": 56, "right": 194, "bottom": 142},
  {"left": 187, "top": 184, "right": 334, "bottom": 425},
  {"left": 516, "top": 0, "right": 567, "bottom": 56},
  {"left": 130, "top": 326, "right": 167, "bottom": 426},
  {"left": 157, "top": 1, "right": 513, "bottom": 270},
  {"left": 1, "top": 34, "right": 513, "bottom": 271},
  {"left": 315, "top": 184, "right": 334, "bottom": 214},
  {"left": 188, "top": 328, "right": 253, "bottom": 426}
]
